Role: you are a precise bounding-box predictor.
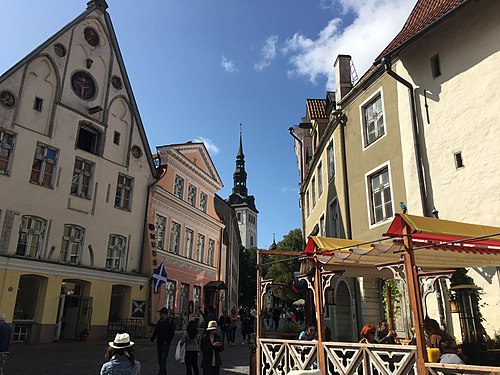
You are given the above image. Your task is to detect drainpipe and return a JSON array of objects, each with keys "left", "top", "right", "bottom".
[
  {"left": 288, "top": 128, "right": 307, "bottom": 245},
  {"left": 141, "top": 154, "right": 166, "bottom": 326},
  {"left": 382, "top": 57, "right": 429, "bottom": 217},
  {"left": 336, "top": 112, "right": 353, "bottom": 239}
]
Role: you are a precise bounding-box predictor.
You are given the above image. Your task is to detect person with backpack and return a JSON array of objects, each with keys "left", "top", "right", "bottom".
[
  {"left": 150, "top": 307, "right": 175, "bottom": 375},
  {"left": 218, "top": 309, "right": 231, "bottom": 346}
]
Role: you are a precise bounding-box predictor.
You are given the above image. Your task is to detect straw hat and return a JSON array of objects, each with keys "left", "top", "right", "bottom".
[
  {"left": 109, "top": 333, "right": 134, "bottom": 349},
  {"left": 206, "top": 320, "right": 218, "bottom": 331}
]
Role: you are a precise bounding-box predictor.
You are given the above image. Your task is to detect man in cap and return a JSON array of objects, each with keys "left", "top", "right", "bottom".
[{"left": 150, "top": 307, "right": 175, "bottom": 375}]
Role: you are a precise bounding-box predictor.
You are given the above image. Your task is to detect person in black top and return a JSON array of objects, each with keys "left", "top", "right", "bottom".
[
  {"left": 151, "top": 307, "right": 175, "bottom": 375},
  {"left": 272, "top": 307, "right": 281, "bottom": 332},
  {"left": 200, "top": 321, "right": 224, "bottom": 375},
  {"left": 218, "top": 309, "right": 231, "bottom": 346},
  {"left": 375, "top": 320, "right": 399, "bottom": 344},
  {"left": 240, "top": 310, "right": 254, "bottom": 345}
]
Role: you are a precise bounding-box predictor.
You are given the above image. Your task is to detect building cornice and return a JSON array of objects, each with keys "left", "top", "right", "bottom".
[{"left": 0, "top": 256, "right": 148, "bottom": 284}]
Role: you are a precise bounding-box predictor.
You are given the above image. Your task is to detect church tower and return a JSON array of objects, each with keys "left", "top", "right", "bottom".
[{"left": 227, "top": 126, "right": 258, "bottom": 248}]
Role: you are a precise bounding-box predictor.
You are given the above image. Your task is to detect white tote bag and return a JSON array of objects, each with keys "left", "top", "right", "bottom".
[{"left": 175, "top": 340, "right": 185, "bottom": 363}]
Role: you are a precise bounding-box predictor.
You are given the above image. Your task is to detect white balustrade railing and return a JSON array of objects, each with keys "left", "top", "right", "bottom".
[{"left": 259, "top": 339, "right": 418, "bottom": 375}]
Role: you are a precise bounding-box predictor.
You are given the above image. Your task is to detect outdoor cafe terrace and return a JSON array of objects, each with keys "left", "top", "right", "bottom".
[{"left": 255, "top": 214, "right": 500, "bottom": 375}]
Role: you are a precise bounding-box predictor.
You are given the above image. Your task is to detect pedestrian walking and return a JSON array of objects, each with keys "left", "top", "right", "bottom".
[
  {"left": 218, "top": 309, "right": 231, "bottom": 346},
  {"left": 229, "top": 307, "right": 238, "bottom": 346},
  {"left": 240, "top": 310, "right": 254, "bottom": 345},
  {"left": 272, "top": 307, "right": 281, "bottom": 332},
  {"left": 100, "top": 333, "right": 140, "bottom": 375},
  {"left": 180, "top": 320, "right": 201, "bottom": 375},
  {"left": 0, "top": 313, "right": 12, "bottom": 375},
  {"left": 150, "top": 307, "right": 176, "bottom": 375},
  {"left": 200, "top": 321, "right": 224, "bottom": 375}
]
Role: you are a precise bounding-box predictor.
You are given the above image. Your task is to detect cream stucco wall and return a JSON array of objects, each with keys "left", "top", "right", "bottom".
[
  {"left": 393, "top": 0, "right": 500, "bottom": 336},
  {"left": 0, "top": 6, "right": 154, "bottom": 342},
  {"left": 342, "top": 73, "right": 407, "bottom": 241}
]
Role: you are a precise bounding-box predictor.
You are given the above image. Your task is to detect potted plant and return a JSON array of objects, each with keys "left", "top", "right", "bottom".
[{"left": 246, "top": 333, "right": 257, "bottom": 375}]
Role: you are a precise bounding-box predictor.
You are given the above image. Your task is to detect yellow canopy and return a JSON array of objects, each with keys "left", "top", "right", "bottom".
[{"left": 304, "top": 214, "right": 500, "bottom": 274}]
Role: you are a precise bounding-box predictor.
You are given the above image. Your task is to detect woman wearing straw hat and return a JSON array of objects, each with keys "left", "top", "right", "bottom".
[
  {"left": 100, "top": 333, "right": 141, "bottom": 375},
  {"left": 200, "top": 321, "right": 224, "bottom": 375}
]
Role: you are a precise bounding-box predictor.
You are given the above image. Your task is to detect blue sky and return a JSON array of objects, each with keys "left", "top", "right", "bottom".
[{"left": 1, "top": 0, "right": 415, "bottom": 249}]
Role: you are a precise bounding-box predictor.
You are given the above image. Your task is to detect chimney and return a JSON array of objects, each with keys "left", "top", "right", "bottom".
[{"left": 334, "top": 55, "right": 352, "bottom": 103}]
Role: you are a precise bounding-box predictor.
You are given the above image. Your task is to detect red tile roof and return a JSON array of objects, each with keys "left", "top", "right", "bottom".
[
  {"left": 306, "top": 99, "right": 327, "bottom": 120},
  {"left": 376, "top": 0, "right": 467, "bottom": 62}
]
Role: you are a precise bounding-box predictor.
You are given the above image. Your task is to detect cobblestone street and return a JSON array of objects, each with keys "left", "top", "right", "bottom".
[{"left": 6, "top": 331, "right": 250, "bottom": 375}]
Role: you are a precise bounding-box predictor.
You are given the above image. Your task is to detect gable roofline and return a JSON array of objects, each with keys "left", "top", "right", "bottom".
[
  {"left": 157, "top": 142, "right": 223, "bottom": 188},
  {"left": 0, "top": 3, "right": 157, "bottom": 176},
  {"left": 374, "top": 0, "right": 470, "bottom": 65},
  {"left": 102, "top": 10, "right": 156, "bottom": 175}
]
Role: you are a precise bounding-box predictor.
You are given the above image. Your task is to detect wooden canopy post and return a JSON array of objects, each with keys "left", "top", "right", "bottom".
[
  {"left": 256, "top": 249, "right": 262, "bottom": 375},
  {"left": 402, "top": 224, "right": 427, "bottom": 375},
  {"left": 313, "top": 255, "right": 325, "bottom": 371}
]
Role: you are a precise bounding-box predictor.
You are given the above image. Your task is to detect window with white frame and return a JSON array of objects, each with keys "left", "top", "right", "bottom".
[
  {"left": 71, "top": 157, "right": 94, "bottom": 199},
  {"left": 165, "top": 280, "right": 175, "bottom": 313},
  {"left": 311, "top": 176, "right": 316, "bottom": 208},
  {"left": 188, "top": 184, "right": 197, "bottom": 207},
  {"left": 16, "top": 216, "right": 46, "bottom": 258},
  {"left": 193, "top": 286, "right": 201, "bottom": 313},
  {"left": 185, "top": 228, "right": 194, "bottom": 258},
  {"left": 114, "top": 174, "right": 133, "bottom": 211},
  {"left": 180, "top": 283, "right": 189, "bottom": 313},
  {"left": 208, "top": 239, "right": 215, "bottom": 266},
  {"left": 369, "top": 167, "right": 393, "bottom": 224},
  {"left": 106, "top": 234, "right": 127, "bottom": 270},
  {"left": 174, "top": 175, "right": 184, "bottom": 199},
  {"left": 317, "top": 162, "right": 323, "bottom": 197},
  {"left": 155, "top": 215, "right": 167, "bottom": 250},
  {"left": 328, "top": 198, "right": 340, "bottom": 238},
  {"left": 327, "top": 141, "right": 335, "bottom": 180},
  {"left": 59, "top": 224, "right": 85, "bottom": 264},
  {"left": 0, "top": 129, "right": 16, "bottom": 175},
  {"left": 30, "top": 143, "right": 58, "bottom": 188},
  {"left": 196, "top": 234, "right": 205, "bottom": 262},
  {"left": 200, "top": 192, "right": 208, "bottom": 213},
  {"left": 363, "top": 94, "right": 385, "bottom": 146},
  {"left": 319, "top": 215, "right": 325, "bottom": 236},
  {"left": 169, "top": 221, "right": 181, "bottom": 254}
]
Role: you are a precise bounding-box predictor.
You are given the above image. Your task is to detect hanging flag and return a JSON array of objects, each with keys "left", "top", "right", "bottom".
[{"left": 152, "top": 262, "right": 167, "bottom": 293}]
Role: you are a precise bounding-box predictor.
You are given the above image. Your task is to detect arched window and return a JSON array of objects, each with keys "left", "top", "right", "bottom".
[{"left": 14, "top": 276, "right": 41, "bottom": 320}]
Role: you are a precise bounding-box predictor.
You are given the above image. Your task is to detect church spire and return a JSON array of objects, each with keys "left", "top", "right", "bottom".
[{"left": 232, "top": 124, "right": 248, "bottom": 196}]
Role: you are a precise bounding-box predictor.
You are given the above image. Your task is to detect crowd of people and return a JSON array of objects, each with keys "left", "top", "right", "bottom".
[{"left": 357, "top": 318, "right": 465, "bottom": 364}]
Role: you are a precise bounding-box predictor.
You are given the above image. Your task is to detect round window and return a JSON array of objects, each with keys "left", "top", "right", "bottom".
[
  {"left": 71, "top": 71, "right": 97, "bottom": 100},
  {"left": 84, "top": 27, "right": 99, "bottom": 46}
]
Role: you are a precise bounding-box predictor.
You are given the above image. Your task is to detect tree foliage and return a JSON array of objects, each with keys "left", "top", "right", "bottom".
[
  {"left": 264, "top": 229, "right": 304, "bottom": 303},
  {"left": 239, "top": 246, "right": 257, "bottom": 307}
]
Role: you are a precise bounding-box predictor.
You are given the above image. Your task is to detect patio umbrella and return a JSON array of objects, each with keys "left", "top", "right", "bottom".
[{"left": 293, "top": 298, "right": 305, "bottom": 306}]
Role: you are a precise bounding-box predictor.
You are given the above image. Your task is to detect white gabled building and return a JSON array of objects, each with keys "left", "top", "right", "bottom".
[
  {"left": 0, "top": 0, "right": 156, "bottom": 342},
  {"left": 375, "top": 0, "right": 500, "bottom": 339}
]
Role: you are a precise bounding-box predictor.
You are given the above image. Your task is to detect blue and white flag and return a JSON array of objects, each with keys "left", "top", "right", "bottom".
[{"left": 152, "top": 262, "right": 167, "bottom": 293}]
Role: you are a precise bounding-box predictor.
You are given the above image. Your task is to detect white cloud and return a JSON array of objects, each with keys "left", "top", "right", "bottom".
[
  {"left": 283, "top": 0, "right": 415, "bottom": 89},
  {"left": 221, "top": 55, "right": 238, "bottom": 73},
  {"left": 254, "top": 35, "right": 279, "bottom": 72},
  {"left": 279, "top": 186, "right": 300, "bottom": 193},
  {"left": 193, "top": 136, "right": 220, "bottom": 156}
]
